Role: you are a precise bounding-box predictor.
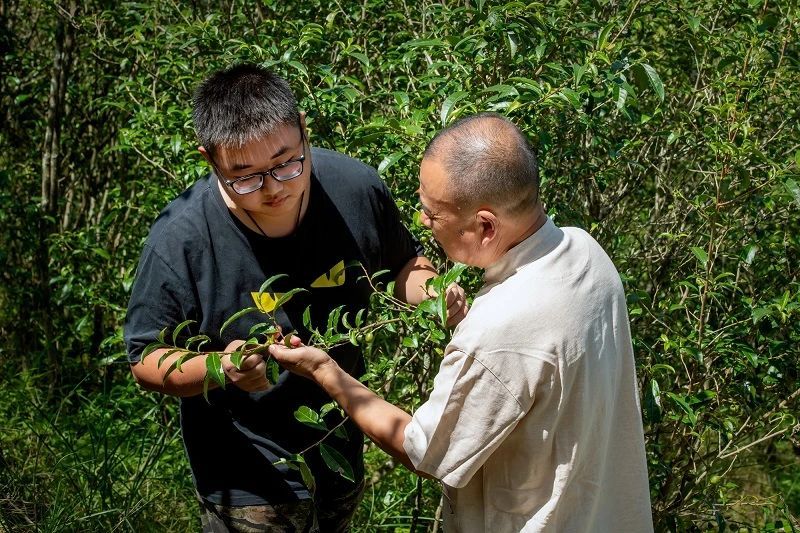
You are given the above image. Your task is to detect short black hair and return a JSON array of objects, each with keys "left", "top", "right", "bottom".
[
  {"left": 424, "top": 112, "right": 539, "bottom": 215},
  {"left": 192, "top": 63, "right": 300, "bottom": 154}
]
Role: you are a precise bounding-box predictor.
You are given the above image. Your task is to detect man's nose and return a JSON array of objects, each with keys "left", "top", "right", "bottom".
[
  {"left": 261, "top": 175, "right": 284, "bottom": 196},
  {"left": 419, "top": 209, "right": 432, "bottom": 228}
]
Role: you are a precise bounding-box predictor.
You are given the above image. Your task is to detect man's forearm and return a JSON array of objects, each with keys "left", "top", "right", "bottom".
[
  {"left": 394, "top": 256, "right": 437, "bottom": 305},
  {"left": 131, "top": 348, "right": 220, "bottom": 398},
  {"left": 313, "top": 362, "right": 417, "bottom": 471}
]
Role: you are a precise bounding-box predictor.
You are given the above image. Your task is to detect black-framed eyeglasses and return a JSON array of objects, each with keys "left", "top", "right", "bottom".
[{"left": 215, "top": 125, "right": 306, "bottom": 195}]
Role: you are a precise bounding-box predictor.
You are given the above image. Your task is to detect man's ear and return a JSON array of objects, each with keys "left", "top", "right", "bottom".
[
  {"left": 198, "top": 146, "right": 212, "bottom": 164},
  {"left": 299, "top": 111, "right": 307, "bottom": 131},
  {"left": 476, "top": 209, "right": 498, "bottom": 247}
]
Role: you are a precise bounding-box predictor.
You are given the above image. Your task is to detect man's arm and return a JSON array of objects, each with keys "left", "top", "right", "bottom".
[
  {"left": 393, "top": 256, "right": 436, "bottom": 305},
  {"left": 269, "top": 340, "right": 430, "bottom": 475},
  {"left": 394, "top": 256, "right": 468, "bottom": 326},
  {"left": 130, "top": 340, "right": 269, "bottom": 397}
]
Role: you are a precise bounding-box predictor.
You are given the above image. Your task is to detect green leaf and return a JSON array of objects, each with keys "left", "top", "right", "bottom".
[
  {"left": 275, "top": 454, "right": 316, "bottom": 492},
  {"left": 401, "top": 38, "right": 446, "bottom": 49},
  {"left": 185, "top": 334, "right": 211, "bottom": 351},
  {"left": 273, "top": 288, "right": 308, "bottom": 311},
  {"left": 785, "top": 178, "right": 800, "bottom": 206},
  {"left": 690, "top": 246, "right": 708, "bottom": 267},
  {"left": 319, "top": 443, "right": 355, "bottom": 482},
  {"left": 597, "top": 21, "right": 615, "bottom": 50},
  {"left": 267, "top": 356, "right": 281, "bottom": 384},
  {"left": 417, "top": 298, "right": 438, "bottom": 316},
  {"left": 295, "top": 455, "right": 316, "bottom": 492},
  {"left": 259, "top": 273, "right": 288, "bottom": 294},
  {"left": 163, "top": 351, "right": 201, "bottom": 382},
  {"left": 247, "top": 323, "right": 278, "bottom": 338},
  {"left": 441, "top": 91, "right": 469, "bottom": 126},
  {"left": 401, "top": 335, "right": 419, "bottom": 348},
  {"left": 205, "top": 352, "right": 226, "bottom": 388},
  {"left": 220, "top": 307, "right": 260, "bottom": 336},
  {"left": 230, "top": 349, "right": 245, "bottom": 369},
  {"left": 572, "top": 64, "right": 587, "bottom": 86},
  {"left": 294, "top": 406, "right": 327, "bottom": 431},
  {"left": 288, "top": 60, "right": 308, "bottom": 77},
  {"left": 557, "top": 88, "right": 582, "bottom": 110},
  {"left": 92, "top": 247, "right": 111, "bottom": 260},
  {"left": 378, "top": 152, "right": 405, "bottom": 175},
  {"left": 319, "top": 402, "right": 339, "bottom": 417},
  {"left": 666, "top": 392, "right": 697, "bottom": 425},
  {"left": 157, "top": 348, "right": 183, "bottom": 369},
  {"left": 614, "top": 85, "right": 628, "bottom": 110},
  {"left": 636, "top": 63, "right": 664, "bottom": 102},
  {"left": 172, "top": 319, "right": 195, "bottom": 345},
  {"left": 348, "top": 51, "right": 370, "bottom": 67},
  {"left": 651, "top": 364, "right": 676, "bottom": 375},
  {"left": 439, "top": 292, "right": 448, "bottom": 326},
  {"left": 443, "top": 263, "right": 468, "bottom": 286},
  {"left": 751, "top": 306, "right": 771, "bottom": 324},
  {"left": 141, "top": 341, "right": 168, "bottom": 361},
  {"left": 504, "top": 32, "right": 518, "bottom": 58}
]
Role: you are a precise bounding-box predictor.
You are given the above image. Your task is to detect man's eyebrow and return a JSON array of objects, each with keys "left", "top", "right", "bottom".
[
  {"left": 228, "top": 144, "right": 293, "bottom": 171},
  {"left": 419, "top": 199, "right": 436, "bottom": 217}
]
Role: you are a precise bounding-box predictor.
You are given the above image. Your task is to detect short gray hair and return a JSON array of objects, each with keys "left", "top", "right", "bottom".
[
  {"left": 424, "top": 112, "right": 539, "bottom": 215},
  {"left": 192, "top": 63, "right": 300, "bottom": 154}
]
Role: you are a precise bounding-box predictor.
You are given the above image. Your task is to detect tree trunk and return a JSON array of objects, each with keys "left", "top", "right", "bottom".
[{"left": 37, "top": 1, "right": 75, "bottom": 384}]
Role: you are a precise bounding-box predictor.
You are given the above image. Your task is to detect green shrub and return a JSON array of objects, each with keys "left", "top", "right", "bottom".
[{"left": 1, "top": 0, "right": 797, "bottom": 530}]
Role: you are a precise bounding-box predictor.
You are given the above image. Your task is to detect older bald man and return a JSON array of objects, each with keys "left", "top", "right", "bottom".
[{"left": 270, "top": 113, "right": 653, "bottom": 532}]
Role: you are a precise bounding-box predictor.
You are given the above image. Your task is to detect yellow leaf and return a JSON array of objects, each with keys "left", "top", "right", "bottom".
[{"left": 250, "top": 291, "right": 285, "bottom": 313}]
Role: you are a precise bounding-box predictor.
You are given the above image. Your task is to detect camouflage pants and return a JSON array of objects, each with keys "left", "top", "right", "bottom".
[{"left": 198, "top": 483, "right": 364, "bottom": 533}]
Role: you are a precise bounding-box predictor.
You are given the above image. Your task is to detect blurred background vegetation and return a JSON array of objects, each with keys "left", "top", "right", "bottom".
[{"left": 0, "top": 0, "right": 798, "bottom": 531}]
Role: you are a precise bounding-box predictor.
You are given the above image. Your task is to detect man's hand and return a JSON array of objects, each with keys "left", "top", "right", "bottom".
[
  {"left": 444, "top": 282, "right": 468, "bottom": 327},
  {"left": 221, "top": 340, "right": 270, "bottom": 392},
  {"left": 267, "top": 336, "right": 337, "bottom": 383},
  {"left": 269, "top": 337, "right": 421, "bottom": 474}
]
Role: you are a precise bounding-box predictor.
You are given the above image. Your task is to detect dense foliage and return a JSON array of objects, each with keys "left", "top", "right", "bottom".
[{"left": 1, "top": 0, "right": 798, "bottom": 531}]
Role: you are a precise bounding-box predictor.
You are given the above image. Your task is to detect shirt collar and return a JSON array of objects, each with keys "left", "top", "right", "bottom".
[{"left": 483, "top": 216, "right": 563, "bottom": 285}]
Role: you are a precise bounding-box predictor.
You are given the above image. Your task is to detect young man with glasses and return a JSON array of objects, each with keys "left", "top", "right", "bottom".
[{"left": 124, "top": 63, "right": 466, "bottom": 532}]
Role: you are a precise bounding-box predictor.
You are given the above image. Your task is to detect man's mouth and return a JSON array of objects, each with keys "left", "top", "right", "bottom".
[{"left": 264, "top": 196, "right": 288, "bottom": 207}]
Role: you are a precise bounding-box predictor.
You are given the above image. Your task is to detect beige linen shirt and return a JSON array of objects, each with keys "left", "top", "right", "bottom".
[{"left": 403, "top": 218, "right": 653, "bottom": 532}]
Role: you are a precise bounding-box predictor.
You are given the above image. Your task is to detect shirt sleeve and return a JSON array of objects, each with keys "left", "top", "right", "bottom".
[
  {"left": 374, "top": 180, "right": 425, "bottom": 277},
  {"left": 403, "top": 349, "right": 553, "bottom": 488},
  {"left": 123, "top": 245, "right": 195, "bottom": 363}
]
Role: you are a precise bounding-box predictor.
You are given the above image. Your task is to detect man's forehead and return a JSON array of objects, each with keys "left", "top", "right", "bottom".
[
  {"left": 215, "top": 123, "right": 300, "bottom": 169},
  {"left": 418, "top": 157, "right": 451, "bottom": 205}
]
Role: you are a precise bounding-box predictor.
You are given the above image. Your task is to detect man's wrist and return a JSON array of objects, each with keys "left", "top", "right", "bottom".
[{"left": 312, "top": 359, "right": 343, "bottom": 394}]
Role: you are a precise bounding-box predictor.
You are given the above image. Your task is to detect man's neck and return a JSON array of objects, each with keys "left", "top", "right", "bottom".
[{"left": 482, "top": 205, "right": 547, "bottom": 269}]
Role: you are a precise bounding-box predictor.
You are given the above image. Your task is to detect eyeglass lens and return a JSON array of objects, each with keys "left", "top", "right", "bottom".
[{"left": 231, "top": 160, "right": 303, "bottom": 194}]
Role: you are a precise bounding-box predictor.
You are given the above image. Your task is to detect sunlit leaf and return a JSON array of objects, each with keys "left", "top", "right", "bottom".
[
  {"left": 294, "top": 406, "right": 327, "bottom": 431},
  {"left": 378, "top": 152, "right": 405, "bottom": 175},
  {"left": 205, "top": 352, "right": 225, "bottom": 388},
  {"left": 690, "top": 247, "right": 708, "bottom": 267},
  {"left": 441, "top": 91, "right": 468, "bottom": 126}
]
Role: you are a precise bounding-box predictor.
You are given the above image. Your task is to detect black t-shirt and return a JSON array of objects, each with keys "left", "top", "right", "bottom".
[{"left": 124, "top": 147, "right": 422, "bottom": 505}]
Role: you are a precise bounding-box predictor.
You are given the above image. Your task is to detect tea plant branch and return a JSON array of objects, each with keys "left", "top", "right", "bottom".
[
  {"left": 297, "top": 416, "right": 351, "bottom": 456},
  {"left": 128, "top": 143, "right": 179, "bottom": 183},
  {"left": 718, "top": 425, "right": 792, "bottom": 460}
]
